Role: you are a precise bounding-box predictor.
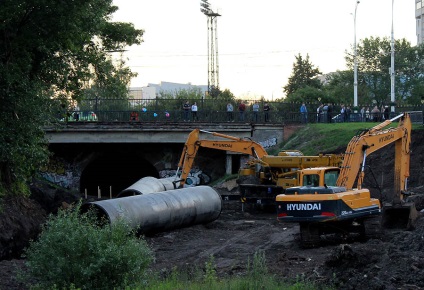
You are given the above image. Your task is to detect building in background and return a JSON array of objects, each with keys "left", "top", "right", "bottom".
[
  {"left": 129, "top": 81, "right": 208, "bottom": 100},
  {"left": 417, "top": 0, "right": 424, "bottom": 45}
]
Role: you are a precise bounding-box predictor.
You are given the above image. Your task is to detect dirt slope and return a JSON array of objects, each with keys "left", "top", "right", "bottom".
[{"left": 1, "top": 130, "right": 424, "bottom": 290}]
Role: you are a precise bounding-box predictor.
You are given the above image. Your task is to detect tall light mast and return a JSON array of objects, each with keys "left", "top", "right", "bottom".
[{"left": 200, "top": 0, "right": 221, "bottom": 97}]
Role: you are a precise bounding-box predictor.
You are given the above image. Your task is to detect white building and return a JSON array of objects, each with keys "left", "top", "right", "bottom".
[
  {"left": 129, "top": 81, "right": 208, "bottom": 100},
  {"left": 417, "top": 0, "right": 424, "bottom": 45}
]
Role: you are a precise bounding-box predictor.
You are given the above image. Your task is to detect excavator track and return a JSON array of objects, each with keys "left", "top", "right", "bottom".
[
  {"left": 299, "top": 223, "right": 321, "bottom": 248},
  {"left": 361, "top": 216, "right": 383, "bottom": 240}
]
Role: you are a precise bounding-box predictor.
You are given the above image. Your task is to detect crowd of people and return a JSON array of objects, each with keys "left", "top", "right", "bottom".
[
  {"left": 180, "top": 100, "right": 272, "bottom": 123},
  {"left": 313, "top": 103, "right": 392, "bottom": 124},
  {"left": 123, "top": 100, "right": 395, "bottom": 123},
  {"left": 185, "top": 101, "right": 393, "bottom": 123}
]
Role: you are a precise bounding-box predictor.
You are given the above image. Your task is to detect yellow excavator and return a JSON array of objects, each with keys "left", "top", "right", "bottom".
[
  {"left": 175, "top": 129, "right": 343, "bottom": 205},
  {"left": 175, "top": 129, "right": 268, "bottom": 188},
  {"left": 275, "top": 113, "right": 418, "bottom": 247},
  {"left": 238, "top": 152, "right": 343, "bottom": 205}
]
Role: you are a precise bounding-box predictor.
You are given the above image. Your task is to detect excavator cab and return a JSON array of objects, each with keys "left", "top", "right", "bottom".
[
  {"left": 298, "top": 167, "right": 340, "bottom": 188},
  {"left": 302, "top": 174, "right": 320, "bottom": 187}
]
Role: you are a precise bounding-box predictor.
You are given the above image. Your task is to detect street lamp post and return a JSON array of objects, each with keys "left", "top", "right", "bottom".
[
  {"left": 390, "top": 0, "right": 395, "bottom": 112},
  {"left": 353, "top": 1, "right": 360, "bottom": 108}
]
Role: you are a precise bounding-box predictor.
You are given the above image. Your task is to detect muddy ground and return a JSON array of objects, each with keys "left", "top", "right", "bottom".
[{"left": 1, "top": 130, "right": 424, "bottom": 290}]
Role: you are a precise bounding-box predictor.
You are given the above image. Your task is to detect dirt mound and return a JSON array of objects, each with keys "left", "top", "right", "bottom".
[
  {"left": 323, "top": 217, "right": 424, "bottom": 290},
  {"left": 0, "top": 197, "right": 46, "bottom": 261},
  {"left": 0, "top": 179, "right": 82, "bottom": 261}
]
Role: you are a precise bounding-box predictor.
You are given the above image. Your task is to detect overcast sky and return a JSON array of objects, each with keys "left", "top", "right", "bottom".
[{"left": 111, "top": 0, "right": 417, "bottom": 100}]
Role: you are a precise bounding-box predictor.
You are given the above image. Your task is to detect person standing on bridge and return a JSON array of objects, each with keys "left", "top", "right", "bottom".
[
  {"left": 383, "top": 105, "right": 390, "bottom": 120},
  {"left": 183, "top": 100, "right": 190, "bottom": 121},
  {"left": 238, "top": 101, "right": 246, "bottom": 122},
  {"left": 227, "top": 102, "right": 234, "bottom": 122},
  {"left": 263, "top": 102, "right": 270, "bottom": 122},
  {"left": 191, "top": 102, "right": 198, "bottom": 121},
  {"left": 252, "top": 102, "right": 259, "bottom": 122},
  {"left": 300, "top": 102, "right": 308, "bottom": 124}
]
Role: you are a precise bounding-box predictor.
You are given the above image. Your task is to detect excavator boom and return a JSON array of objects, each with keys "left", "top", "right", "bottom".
[
  {"left": 336, "top": 113, "right": 411, "bottom": 195},
  {"left": 176, "top": 129, "right": 268, "bottom": 187}
]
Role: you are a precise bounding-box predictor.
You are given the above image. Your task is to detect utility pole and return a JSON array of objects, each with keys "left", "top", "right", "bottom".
[
  {"left": 200, "top": 0, "right": 221, "bottom": 98},
  {"left": 390, "top": 0, "right": 395, "bottom": 112},
  {"left": 353, "top": 1, "right": 360, "bottom": 108}
]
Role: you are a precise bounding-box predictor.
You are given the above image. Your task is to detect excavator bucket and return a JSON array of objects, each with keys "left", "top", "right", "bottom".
[{"left": 381, "top": 202, "right": 418, "bottom": 230}]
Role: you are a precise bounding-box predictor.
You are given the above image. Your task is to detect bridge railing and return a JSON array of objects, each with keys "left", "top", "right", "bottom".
[
  {"left": 64, "top": 109, "right": 424, "bottom": 125},
  {"left": 65, "top": 98, "right": 423, "bottom": 124}
]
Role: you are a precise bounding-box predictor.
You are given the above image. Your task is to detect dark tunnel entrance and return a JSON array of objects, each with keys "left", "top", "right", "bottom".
[{"left": 80, "top": 151, "right": 159, "bottom": 197}]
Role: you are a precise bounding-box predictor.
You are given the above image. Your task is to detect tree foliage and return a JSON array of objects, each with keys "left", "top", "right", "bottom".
[
  {"left": 25, "top": 205, "right": 153, "bottom": 289},
  {"left": 323, "top": 71, "right": 355, "bottom": 105},
  {"left": 283, "top": 54, "right": 322, "bottom": 98},
  {"left": 156, "top": 87, "right": 204, "bottom": 111},
  {"left": 342, "top": 37, "right": 424, "bottom": 107},
  {"left": 288, "top": 86, "right": 326, "bottom": 104},
  {"left": 0, "top": 0, "right": 143, "bottom": 194}
]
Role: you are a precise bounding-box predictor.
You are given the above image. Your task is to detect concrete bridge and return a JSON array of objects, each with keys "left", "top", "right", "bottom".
[
  {"left": 43, "top": 121, "right": 288, "bottom": 197},
  {"left": 45, "top": 121, "right": 286, "bottom": 144}
]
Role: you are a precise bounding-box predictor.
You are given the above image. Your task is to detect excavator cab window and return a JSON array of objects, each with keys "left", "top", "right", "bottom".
[
  {"left": 303, "top": 174, "right": 319, "bottom": 187},
  {"left": 324, "top": 170, "right": 339, "bottom": 186}
]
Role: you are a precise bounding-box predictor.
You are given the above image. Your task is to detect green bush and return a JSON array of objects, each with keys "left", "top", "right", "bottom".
[{"left": 24, "top": 204, "right": 153, "bottom": 289}]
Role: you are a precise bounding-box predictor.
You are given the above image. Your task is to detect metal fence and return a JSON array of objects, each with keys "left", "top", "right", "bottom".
[{"left": 65, "top": 98, "right": 424, "bottom": 124}]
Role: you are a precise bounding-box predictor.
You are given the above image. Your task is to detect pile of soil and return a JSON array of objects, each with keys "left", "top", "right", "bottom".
[{"left": 1, "top": 130, "right": 424, "bottom": 290}]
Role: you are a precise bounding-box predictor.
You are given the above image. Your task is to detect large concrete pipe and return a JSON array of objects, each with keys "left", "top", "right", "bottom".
[
  {"left": 117, "top": 176, "right": 180, "bottom": 198},
  {"left": 82, "top": 186, "right": 222, "bottom": 233},
  {"left": 160, "top": 177, "right": 181, "bottom": 191}
]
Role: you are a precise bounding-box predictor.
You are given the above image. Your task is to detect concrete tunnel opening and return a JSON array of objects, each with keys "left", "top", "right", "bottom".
[{"left": 80, "top": 152, "right": 159, "bottom": 197}]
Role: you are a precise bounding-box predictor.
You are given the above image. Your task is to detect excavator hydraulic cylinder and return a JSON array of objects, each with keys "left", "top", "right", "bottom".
[{"left": 82, "top": 186, "right": 222, "bottom": 233}]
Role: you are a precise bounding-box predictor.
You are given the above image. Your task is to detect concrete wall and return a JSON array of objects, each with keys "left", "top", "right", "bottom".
[
  {"left": 251, "top": 125, "right": 283, "bottom": 150},
  {"left": 42, "top": 124, "right": 285, "bottom": 195}
]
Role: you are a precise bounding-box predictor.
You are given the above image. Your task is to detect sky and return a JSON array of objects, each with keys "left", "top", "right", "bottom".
[{"left": 111, "top": 0, "right": 417, "bottom": 100}]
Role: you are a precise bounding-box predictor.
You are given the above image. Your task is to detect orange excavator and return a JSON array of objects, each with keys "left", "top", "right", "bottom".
[
  {"left": 275, "top": 113, "right": 418, "bottom": 247},
  {"left": 175, "top": 129, "right": 268, "bottom": 188}
]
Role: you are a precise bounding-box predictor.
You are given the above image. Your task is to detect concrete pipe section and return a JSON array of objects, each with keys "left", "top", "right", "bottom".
[
  {"left": 82, "top": 186, "right": 222, "bottom": 233},
  {"left": 117, "top": 176, "right": 180, "bottom": 197}
]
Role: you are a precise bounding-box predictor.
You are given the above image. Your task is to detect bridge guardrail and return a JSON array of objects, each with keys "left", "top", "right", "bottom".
[{"left": 62, "top": 110, "right": 423, "bottom": 125}]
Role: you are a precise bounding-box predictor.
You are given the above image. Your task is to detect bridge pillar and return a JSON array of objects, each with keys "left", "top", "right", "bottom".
[{"left": 226, "top": 154, "right": 232, "bottom": 175}]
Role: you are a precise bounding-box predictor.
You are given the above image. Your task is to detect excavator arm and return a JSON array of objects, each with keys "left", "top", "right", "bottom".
[
  {"left": 336, "top": 113, "right": 411, "bottom": 197},
  {"left": 176, "top": 129, "right": 268, "bottom": 187}
]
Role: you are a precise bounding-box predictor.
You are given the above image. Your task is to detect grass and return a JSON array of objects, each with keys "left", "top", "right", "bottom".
[
  {"left": 143, "top": 252, "right": 332, "bottom": 290},
  {"left": 280, "top": 121, "right": 422, "bottom": 156}
]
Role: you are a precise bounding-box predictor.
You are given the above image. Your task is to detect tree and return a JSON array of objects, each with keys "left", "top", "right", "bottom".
[
  {"left": 323, "top": 71, "right": 356, "bottom": 105},
  {"left": 283, "top": 54, "right": 322, "bottom": 98},
  {"left": 396, "top": 42, "right": 424, "bottom": 105},
  {"left": 204, "top": 88, "right": 236, "bottom": 111},
  {"left": 344, "top": 36, "right": 424, "bottom": 107},
  {"left": 0, "top": 0, "right": 143, "bottom": 195},
  {"left": 288, "top": 86, "right": 326, "bottom": 104}
]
